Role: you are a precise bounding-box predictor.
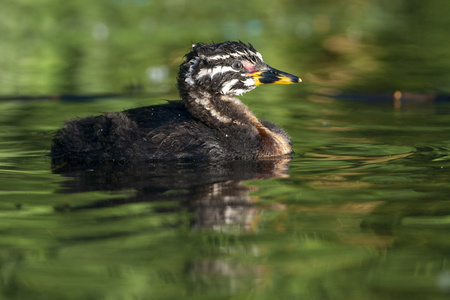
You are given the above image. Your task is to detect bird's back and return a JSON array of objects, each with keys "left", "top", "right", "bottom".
[{"left": 51, "top": 101, "right": 280, "bottom": 164}]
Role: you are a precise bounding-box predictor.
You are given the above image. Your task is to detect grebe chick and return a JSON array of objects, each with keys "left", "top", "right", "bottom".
[{"left": 51, "top": 41, "right": 301, "bottom": 164}]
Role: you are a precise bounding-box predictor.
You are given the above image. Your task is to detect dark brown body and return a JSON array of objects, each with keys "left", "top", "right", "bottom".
[{"left": 51, "top": 101, "right": 291, "bottom": 164}]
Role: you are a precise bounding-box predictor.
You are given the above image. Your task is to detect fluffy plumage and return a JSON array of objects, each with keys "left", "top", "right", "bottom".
[{"left": 51, "top": 41, "right": 301, "bottom": 164}]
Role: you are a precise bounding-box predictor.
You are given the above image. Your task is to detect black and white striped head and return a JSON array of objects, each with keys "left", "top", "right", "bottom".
[{"left": 178, "top": 41, "right": 301, "bottom": 97}]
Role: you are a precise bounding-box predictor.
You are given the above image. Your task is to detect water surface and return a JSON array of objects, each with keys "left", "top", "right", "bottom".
[{"left": 1, "top": 93, "right": 449, "bottom": 300}]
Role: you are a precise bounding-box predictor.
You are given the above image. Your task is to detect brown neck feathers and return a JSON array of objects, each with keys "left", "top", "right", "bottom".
[{"left": 255, "top": 123, "right": 292, "bottom": 157}]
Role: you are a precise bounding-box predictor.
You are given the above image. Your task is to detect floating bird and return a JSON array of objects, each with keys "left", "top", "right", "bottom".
[{"left": 51, "top": 41, "right": 301, "bottom": 164}]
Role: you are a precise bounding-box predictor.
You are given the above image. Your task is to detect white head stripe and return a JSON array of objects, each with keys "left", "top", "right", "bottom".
[
  {"left": 228, "top": 50, "right": 264, "bottom": 61},
  {"left": 233, "top": 88, "right": 249, "bottom": 96},
  {"left": 208, "top": 54, "right": 231, "bottom": 60},
  {"left": 243, "top": 78, "right": 255, "bottom": 86},
  {"left": 255, "top": 52, "right": 263, "bottom": 61},
  {"left": 205, "top": 50, "right": 264, "bottom": 63},
  {"left": 220, "top": 79, "right": 239, "bottom": 94},
  {"left": 185, "top": 77, "right": 195, "bottom": 86},
  {"left": 196, "top": 66, "right": 238, "bottom": 79},
  {"left": 235, "top": 51, "right": 247, "bottom": 57}
]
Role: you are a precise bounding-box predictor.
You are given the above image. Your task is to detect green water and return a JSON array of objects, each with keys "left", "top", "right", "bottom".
[
  {"left": 1, "top": 0, "right": 450, "bottom": 299},
  {"left": 1, "top": 94, "right": 449, "bottom": 300}
]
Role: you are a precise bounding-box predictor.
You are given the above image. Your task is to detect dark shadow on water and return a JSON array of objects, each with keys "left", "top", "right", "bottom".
[{"left": 52, "top": 158, "right": 290, "bottom": 230}]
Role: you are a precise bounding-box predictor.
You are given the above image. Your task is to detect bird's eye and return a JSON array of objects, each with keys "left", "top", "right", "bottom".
[{"left": 232, "top": 61, "right": 243, "bottom": 70}]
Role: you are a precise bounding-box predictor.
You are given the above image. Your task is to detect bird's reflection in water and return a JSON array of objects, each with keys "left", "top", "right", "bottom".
[
  {"left": 52, "top": 156, "right": 290, "bottom": 231},
  {"left": 51, "top": 158, "right": 290, "bottom": 295}
]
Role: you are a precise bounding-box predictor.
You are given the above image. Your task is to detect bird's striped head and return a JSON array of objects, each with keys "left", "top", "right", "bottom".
[{"left": 178, "top": 41, "right": 301, "bottom": 96}]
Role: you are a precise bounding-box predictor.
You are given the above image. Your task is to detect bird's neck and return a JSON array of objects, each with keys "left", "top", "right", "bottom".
[
  {"left": 182, "top": 88, "right": 254, "bottom": 127},
  {"left": 181, "top": 89, "right": 292, "bottom": 157}
]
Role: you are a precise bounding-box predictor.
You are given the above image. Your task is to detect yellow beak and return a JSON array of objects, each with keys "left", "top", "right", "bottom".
[{"left": 248, "top": 65, "right": 302, "bottom": 86}]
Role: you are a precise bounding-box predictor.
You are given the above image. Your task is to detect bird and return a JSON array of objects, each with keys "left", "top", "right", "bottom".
[{"left": 51, "top": 41, "right": 301, "bottom": 164}]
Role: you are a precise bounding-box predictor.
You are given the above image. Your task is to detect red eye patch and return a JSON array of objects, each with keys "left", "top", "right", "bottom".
[{"left": 242, "top": 60, "right": 257, "bottom": 73}]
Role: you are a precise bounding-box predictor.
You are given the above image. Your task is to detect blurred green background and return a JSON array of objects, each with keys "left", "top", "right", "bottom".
[
  {"left": 1, "top": 1, "right": 450, "bottom": 299},
  {"left": 2, "top": 0, "right": 449, "bottom": 97}
]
